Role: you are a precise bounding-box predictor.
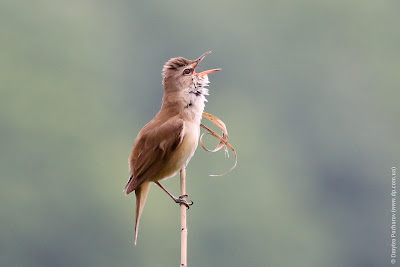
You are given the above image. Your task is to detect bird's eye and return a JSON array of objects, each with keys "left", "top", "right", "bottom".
[{"left": 183, "top": 68, "right": 191, "bottom": 75}]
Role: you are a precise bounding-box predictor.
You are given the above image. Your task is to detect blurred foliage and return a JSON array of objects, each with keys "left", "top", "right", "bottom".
[{"left": 1, "top": 1, "right": 399, "bottom": 266}]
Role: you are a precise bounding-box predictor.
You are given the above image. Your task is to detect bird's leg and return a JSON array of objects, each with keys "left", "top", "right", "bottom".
[{"left": 155, "top": 182, "right": 193, "bottom": 209}]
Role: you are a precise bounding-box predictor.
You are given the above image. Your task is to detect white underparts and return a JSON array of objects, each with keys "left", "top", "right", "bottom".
[{"left": 184, "top": 75, "right": 211, "bottom": 123}]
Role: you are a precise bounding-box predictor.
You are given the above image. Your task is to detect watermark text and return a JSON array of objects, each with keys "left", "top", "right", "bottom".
[{"left": 391, "top": 167, "right": 397, "bottom": 264}]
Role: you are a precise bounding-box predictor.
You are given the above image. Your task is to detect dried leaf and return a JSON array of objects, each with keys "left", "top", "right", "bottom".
[{"left": 200, "top": 112, "right": 237, "bottom": 176}]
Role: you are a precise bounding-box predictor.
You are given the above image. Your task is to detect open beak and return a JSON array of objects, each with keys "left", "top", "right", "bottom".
[{"left": 194, "top": 51, "right": 221, "bottom": 77}]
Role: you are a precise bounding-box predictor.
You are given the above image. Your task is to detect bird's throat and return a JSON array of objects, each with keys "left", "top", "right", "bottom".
[{"left": 190, "top": 90, "right": 202, "bottom": 97}]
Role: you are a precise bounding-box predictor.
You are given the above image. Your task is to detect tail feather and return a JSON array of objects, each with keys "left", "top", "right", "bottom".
[{"left": 134, "top": 181, "right": 151, "bottom": 245}]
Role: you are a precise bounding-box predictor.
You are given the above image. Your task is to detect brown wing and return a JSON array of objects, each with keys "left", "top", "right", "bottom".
[{"left": 124, "top": 119, "right": 184, "bottom": 195}]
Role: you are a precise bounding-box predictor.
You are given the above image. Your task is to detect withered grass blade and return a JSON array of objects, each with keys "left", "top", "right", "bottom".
[{"left": 200, "top": 112, "right": 237, "bottom": 176}]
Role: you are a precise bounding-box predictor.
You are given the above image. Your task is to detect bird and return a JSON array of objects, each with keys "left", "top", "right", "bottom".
[{"left": 124, "top": 51, "right": 221, "bottom": 245}]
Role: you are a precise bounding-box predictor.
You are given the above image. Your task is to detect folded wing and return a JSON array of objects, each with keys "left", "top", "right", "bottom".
[{"left": 124, "top": 119, "right": 185, "bottom": 194}]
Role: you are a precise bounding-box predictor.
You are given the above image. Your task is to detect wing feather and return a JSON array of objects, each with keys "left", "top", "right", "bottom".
[{"left": 124, "top": 119, "right": 184, "bottom": 194}]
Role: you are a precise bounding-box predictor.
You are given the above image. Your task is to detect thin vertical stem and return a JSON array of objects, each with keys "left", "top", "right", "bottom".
[{"left": 180, "top": 168, "right": 187, "bottom": 267}]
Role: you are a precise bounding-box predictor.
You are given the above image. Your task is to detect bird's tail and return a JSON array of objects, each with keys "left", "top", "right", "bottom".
[{"left": 134, "top": 181, "right": 151, "bottom": 245}]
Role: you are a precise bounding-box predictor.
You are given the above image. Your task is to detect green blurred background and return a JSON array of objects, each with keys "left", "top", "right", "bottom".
[{"left": 1, "top": 1, "right": 399, "bottom": 266}]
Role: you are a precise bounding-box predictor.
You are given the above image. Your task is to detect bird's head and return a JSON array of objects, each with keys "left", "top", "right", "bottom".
[{"left": 162, "top": 51, "right": 221, "bottom": 95}]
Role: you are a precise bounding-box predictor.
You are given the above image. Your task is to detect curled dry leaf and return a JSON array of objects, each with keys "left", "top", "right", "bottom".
[{"left": 200, "top": 112, "right": 237, "bottom": 176}]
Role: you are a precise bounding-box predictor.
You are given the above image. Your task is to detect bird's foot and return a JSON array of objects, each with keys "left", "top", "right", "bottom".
[{"left": 174, "top": 195, "right": 193, "bottom": 209}]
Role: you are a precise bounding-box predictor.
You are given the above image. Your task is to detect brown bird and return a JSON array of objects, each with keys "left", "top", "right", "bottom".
[{"left": 124, "top": 51, "right": 221, "bottom": 245}]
